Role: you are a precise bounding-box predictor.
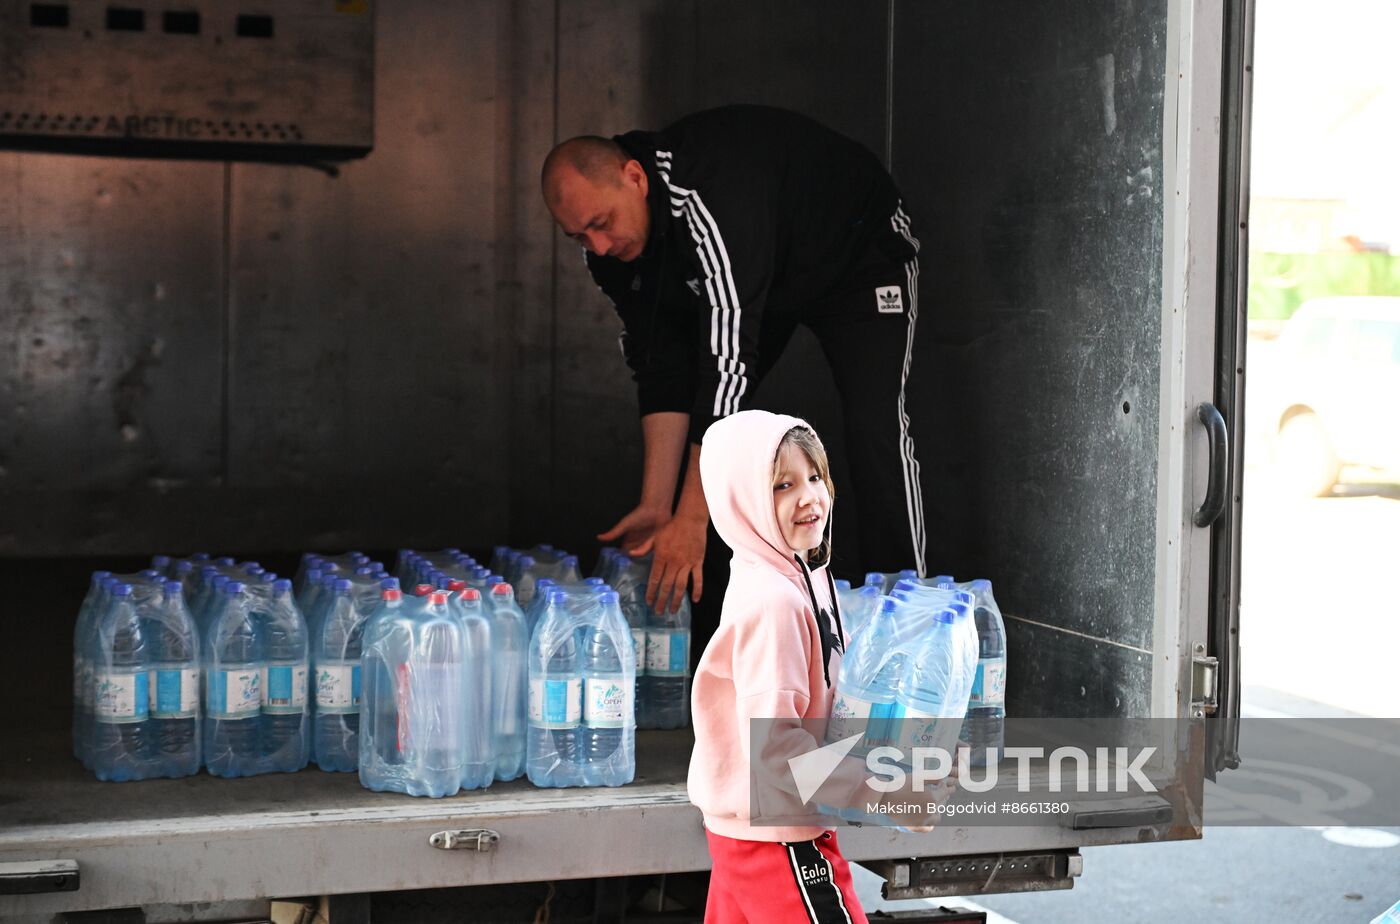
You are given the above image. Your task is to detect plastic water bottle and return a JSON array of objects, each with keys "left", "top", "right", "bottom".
[
  {"left": 72, "top": 570, "right": 112, "bottom": 762},
  {"left": 958, "top": 581, "right": 1006, "bottom": 765},
  {"left": 579, "top": 591, "right": 635, "bottom": 785},
  {"left": 144, "top": 580, "right": 201, "bottom": 778},
  {"left": 257, "top": 578, "right": 309, "bottom": 772},
  {"left": 360, "top": 585, "right": 467, "bottom": 798},
  {"left": 827, "top": 597, "right": 903, "bottom": 754},
  {"left": 644, "top": 596, "right": 690, "bottom": 730},
  {"left": 204, "top": 581, "right": 263, "bottom": 777},
  {"left": 455, "top": 588, "right": 495, "bottom": 790},
  {"left": 90, "top": 583, "right": 152, "bottom": 781},
  {"left": 526, "top": 591, "right": 582, "bottom": 786},
  {"left": 486, "top": 582, "right": 529, "bottom": 781},
  {"left": 313, "top": 579, "right": 362, "bottom": 772},
  {"left": 891, "top": 608, "right": 962, "bottom": 764}
]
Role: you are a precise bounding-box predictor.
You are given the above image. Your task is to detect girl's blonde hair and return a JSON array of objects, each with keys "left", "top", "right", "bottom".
[{"left": 774, "top": 425, "right": 836, "bottom": 568}]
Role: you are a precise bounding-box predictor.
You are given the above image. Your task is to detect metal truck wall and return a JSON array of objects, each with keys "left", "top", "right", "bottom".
[
  {"left": 892, "top": 1, "right": 1168, "bottom": 716},
  {"left": 1, "top": 2, "right": 1166, "bottom": 717}
]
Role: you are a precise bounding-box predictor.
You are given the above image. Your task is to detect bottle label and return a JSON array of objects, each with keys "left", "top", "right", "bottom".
[
  {"left": 645, "top": 629, "right": 689, "bottom": 677},
  {"left": 315, "top": 662, "right": 362, "bottom": 714},
  {"left": 969, "top": 657, "right": 1006, "bottom": 706},
  {"left": 94, "top": 670, "right": 150, "bottom": 723},
  {"left": 630, "top": 628, "right": 646, "bottom": 675},
  {"left": 208, "top": 667, "right": 262, "bottom": 720},
  {"left": 528, "top": 677, "right": 581, "bottom": 729},
  {"left": 149, "top": 666, "right": 200, "bottom": 719},
  {"left": 891, "top": 704, "right": 960, "bottom": 755},
  {"left": 262, "top": 661, "right": 309, "bottom": 714},
  {"left": 584, "top": 674, "right": 631, "bottom": 728}
]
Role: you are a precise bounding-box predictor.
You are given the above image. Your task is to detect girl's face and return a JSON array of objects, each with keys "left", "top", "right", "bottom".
[{"left": 772, "top": 443, "right": 831, "bottom": 555}]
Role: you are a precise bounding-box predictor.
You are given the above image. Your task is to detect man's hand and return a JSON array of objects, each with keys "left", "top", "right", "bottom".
[
  {"left": 634, "top": 512, "right": 707, "bottom": 614},
  {"left": 886, "top": 750, "right": 962, "bottom": 833},
  {"left": 597, "top": 504, "right": 670, "bottom": 556}
]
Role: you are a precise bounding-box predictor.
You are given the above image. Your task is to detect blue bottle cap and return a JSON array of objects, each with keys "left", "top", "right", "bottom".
[
  {"left": 858, "top": 584, "right": 881, "bottom": 598},
  {"left": 834, "top": 579, "right": 851, "bottom": 592},
  {"left": 174, "top": 561, "right": 193, "bottom": 575},
  {"left": 493, "top": 545, "right": 509, "bottom": 557},
  {"left": 444, "top": 547, "right": 461, "bottom": 555},
  {"left": 864, "top": 572, "right": 884, "bottom": 587},
  {"left": 877, "top": 596, "right": 900, "bottom": 615},
  {"left": 211, "top": 574, "right": 229, "bottom": 588},
  {"left": 890, "top": 590, "right": 913, "bottom": 602},
  {"left": 584, "top": 577, "right": 604, "bottom": 586},
  {"left": 484, "top": 576, "right": 505, "bottom": 587},
  {"left": 243, "top": 563, "right": 264, "bottom": 575},
  {"left": 549, "top": 591, "right": 568, "bottom": 606},
  {"left": 272, "top": 579, "right": 292, "bottom": 595},
  {"left": 537, "top": 578, "right": 557, "bottom": 590},
  {"left": 518, "top": 556, "right": 535, "bottom": 568},
  {"left": 321, "top": 562, "right": 340, "bottom": 573},
  {"left": 537, "top": 544, "right": 555, "bottom": 553},
  {"left": 563, "top": 555, "right": 579, "bottom": 568},
  {"left": 933, "top": 574, "right": 956, "bottom": 586},
  {"left": 599, "top": 590, "right": 620, "bottom": 606},
  {"left": 954, "top": 591, "right": 974, "bottom": 606},
  {"left": 93, "top": 569, "right": 113, "bottom": 580},
  {"left": 380, "top": 577, "right": 401, "bottom": 591},
  {"left": 190, "top": 552, "right": 211, "bottom": 561},
  {"left": 366, "top": 561, "right": 384, "bottom": 573},
  {"left": 141, "top": 569, "right": 162, "bottom": 579},
  {"left": 225, "top": 581, "right": 245, "bottom": 594},
  {"left": 436, "top": 576, "right": 453, "bottom": 590},
  {"left": 163, "top": 580, "right": 182, "bottom": 596},
  {"left": 260, "top": 572, "right": 277, "bottom": 583},
  {"left": 893, "top": 579, "right": 919, "bottom": 593},
  {"left": 151, "top": 554, "right": 172, "bottom": 568},
  {"left": 899, "top": 569, "right": 920, "bottom": 579},
  {"left": 200, "top": 565, "right": 220, "bottom": 578},
  {"left": 112, "top": 583, "right": 134, "bottom": 597},
  {"left": 216, "top": 557, "right": 236, "bottom": 567},
  {"left": 935, "top": 607, "right": 956, "bottom": 624},
  {"left": 331, "top": 578, "right": 351, "bottom": 594},
  {"left": 306, "top": 568, "right": 322, "bottom": 582},
  {"left": 970, "top": 578, "right": 992, "bottom": 593},
  {"left": 373, "top": 571, "right": 391, "bottom": 580},
  {"left": 349, "top": 550, "right": 368, "bottom": 560},
  {"left": 355, "top": 565, "right": 374, "bottom": 576}
]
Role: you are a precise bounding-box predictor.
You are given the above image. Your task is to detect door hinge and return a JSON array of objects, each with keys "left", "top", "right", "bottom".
[{"left": 1191, "top": 643, "right": 1219, "bottom": 718}]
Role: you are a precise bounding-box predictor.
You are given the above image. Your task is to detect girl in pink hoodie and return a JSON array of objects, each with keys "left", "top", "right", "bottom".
[{"left": 688, "top": 410, "right": 877, "bottom": 924}]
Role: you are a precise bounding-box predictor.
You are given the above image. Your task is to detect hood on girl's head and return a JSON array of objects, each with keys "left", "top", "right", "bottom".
[{"left": 700, "top": 410, "right": 831, "bottom": 576}]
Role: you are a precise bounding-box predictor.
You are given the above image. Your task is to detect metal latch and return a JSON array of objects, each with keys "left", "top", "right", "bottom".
[
  {"left": 429, "top": 829, "right": 500, "bottom": 852},
  {"left": 1191, "top": 643, "right": 1219, "bottom": 718}
]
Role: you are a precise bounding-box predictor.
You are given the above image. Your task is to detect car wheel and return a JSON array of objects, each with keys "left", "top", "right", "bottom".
[{"left": 1276, "top": 411, "right": 1340, "bottom": 497}]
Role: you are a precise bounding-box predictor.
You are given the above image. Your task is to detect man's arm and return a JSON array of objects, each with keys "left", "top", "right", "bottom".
[{"left": 597, "top": 412, "right": 689, "bottom": 552}]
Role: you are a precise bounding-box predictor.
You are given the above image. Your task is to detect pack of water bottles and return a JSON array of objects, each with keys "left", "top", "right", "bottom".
[
  {"left": 526, "top": 586, "right": 636, "bottom": 788},
  {"left": 73, "top": 553, "right": 314, "bottom": 781},
  {"left": 594, "top": 549, "right": 691, "bottom": 730},
  {"left": 489, "top": 545, "right": 584, "bottom": 606},
  {"left": 826, "top": 573, "right": 1008, "bottom": 770}
]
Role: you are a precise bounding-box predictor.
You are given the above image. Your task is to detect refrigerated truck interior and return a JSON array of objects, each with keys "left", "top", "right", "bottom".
[{"left": 0, "top": 0, "right": 1250, "bottom": 920}]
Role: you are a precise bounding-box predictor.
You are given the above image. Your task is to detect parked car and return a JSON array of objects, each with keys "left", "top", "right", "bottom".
[{"left": 1262, "top": 296, "right": 1400, "bottom": 495}]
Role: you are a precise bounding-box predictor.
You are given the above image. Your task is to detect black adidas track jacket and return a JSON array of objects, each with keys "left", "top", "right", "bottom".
[{"left": 586, "top": 105, "right": 915, "bottom": 445}]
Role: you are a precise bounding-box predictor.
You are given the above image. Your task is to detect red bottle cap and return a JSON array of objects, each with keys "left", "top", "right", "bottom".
[
  {"left": 491, "top": 583, "right": 512, "bottom": 596},
  {"left": 428, "top": 591, "right": 449, "bottom": 605},
  {"left": 413, "top": 583, "right": 434, "bottom": 596}
]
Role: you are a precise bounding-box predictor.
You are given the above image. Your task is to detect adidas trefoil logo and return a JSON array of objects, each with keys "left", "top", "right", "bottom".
[{"left": 876, "top": 286, "right": 903, "bottom": 314}]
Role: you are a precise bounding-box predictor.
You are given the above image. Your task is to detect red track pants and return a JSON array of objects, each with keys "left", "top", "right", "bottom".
[{"left": 704, "top": 829, "right": 869, "bottom": 924}]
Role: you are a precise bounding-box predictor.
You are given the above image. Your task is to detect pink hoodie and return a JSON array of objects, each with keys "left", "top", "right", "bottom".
[{"left": 687, "top": 410, "right": 875, "bottom": 841}]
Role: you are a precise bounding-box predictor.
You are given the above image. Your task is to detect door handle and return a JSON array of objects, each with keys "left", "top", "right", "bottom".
[{"left": 1193, "top": 402, "right": 1229, "bottom": 528}]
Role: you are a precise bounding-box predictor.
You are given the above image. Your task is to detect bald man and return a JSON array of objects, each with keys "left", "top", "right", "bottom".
[{"left": 542, "top": 105, "right": 926, "bottom": 649}]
